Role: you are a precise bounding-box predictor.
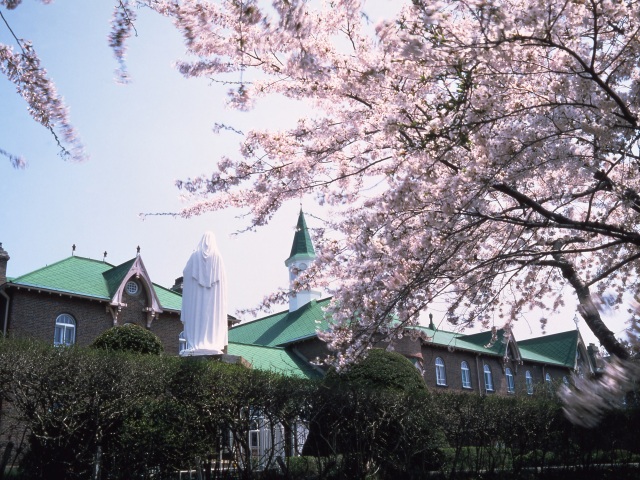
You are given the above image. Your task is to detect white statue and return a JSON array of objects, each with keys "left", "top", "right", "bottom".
[{"left": 180, "top": 232, "right": 228, "bottom": 356}]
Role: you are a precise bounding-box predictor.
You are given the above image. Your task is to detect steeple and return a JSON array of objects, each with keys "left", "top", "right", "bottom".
[
  {"left": 286, "top": 209, "right": 315, "bottom": 264},
  {"left": 285, "top": 210, "right": 321, "bottom": 312}
]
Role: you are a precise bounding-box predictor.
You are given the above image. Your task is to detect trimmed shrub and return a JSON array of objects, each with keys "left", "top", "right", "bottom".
[
  {"left": 324, "top": 348, "right": 427, "bottom": 393},
  {"left": 91, "top": 324, "right": 163, "bottom": 355}
]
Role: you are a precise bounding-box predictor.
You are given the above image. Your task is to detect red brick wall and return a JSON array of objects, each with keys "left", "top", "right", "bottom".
[
  {"left": 8, "top": 289, "right": 112, "bottom": 346},
  {"left": 151, "top": 313, "right": 182, "bottom": 355},
  {"left": 6, "top": 287, "right": 182, "bottom": 354},
  {"left": 420, "top": 343, "right": 571, "bottom": 396}
]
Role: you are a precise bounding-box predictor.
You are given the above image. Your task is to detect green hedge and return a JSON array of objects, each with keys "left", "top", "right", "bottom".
[{"left": 1, "top": 339, "right": 639, "bottom": 480}]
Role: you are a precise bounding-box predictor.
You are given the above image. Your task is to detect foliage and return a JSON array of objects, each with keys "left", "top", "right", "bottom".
[
  {"left": 324, "top": 348, "right": 427, "bottom": 393},
  {"left": 0, "top": 338, "right": 169, "bottom": 479},
  {"left": 1, "top": 338, "right": 640, "bottom": 479},
  {"left": 91, "top": 323, "right": 164, "bottom": 355},
  {"left": 307, "top": 350, "right": 439, "bottom": 479}
]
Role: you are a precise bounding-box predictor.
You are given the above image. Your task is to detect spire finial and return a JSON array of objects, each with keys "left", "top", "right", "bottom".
[
  {"left": 72, "top": 244, "right": 76, "bottom": 256},
  {"left": 136, "top": 245, "right": 141, "bottom": 256},
  {"left": 428, "top": 312, "right": 435, "bottom": 330},
  {"left": 103, "top": 251, "right": 107, "bottom": 262}
]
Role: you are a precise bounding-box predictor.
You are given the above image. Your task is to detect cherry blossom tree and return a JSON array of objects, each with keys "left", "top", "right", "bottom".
[{"left": 148, "top": 0, "right": 640, "bottom": 364}]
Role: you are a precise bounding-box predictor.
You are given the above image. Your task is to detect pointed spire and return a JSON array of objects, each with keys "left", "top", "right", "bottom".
[{"left": 286, "top": 209, "right": 315, "bottom": 264}]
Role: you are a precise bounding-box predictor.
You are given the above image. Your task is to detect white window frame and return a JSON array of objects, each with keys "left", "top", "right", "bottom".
[
  {"left": 54, "top": 313, "right": 76, "bottom": 346},
  {"left": 483, "top": 364, "right": 494, "bottom": 392},
  {"left": 461, "top": 361, "right": 472, "bottom": 389},
  {"left": 435, "top": 357, "right": 447, "bottom": 386},
  {"left": 505, "top": 367, "right": 515, "bottom": 394},
  {"left": 179, "top": 331, "right": 188, "bottom": 353},
  {"left": 125, "top": 280, "right": 140, "bottom": 295},
  {"left": 526, "top": 371, "right": 534, "bottom": 395},
  {"left": 545, "top": 373, "right": 552, "bottom": 384}
]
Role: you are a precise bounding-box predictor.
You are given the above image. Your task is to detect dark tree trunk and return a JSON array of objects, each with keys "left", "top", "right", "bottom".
[{"left": 552, "top": 249, "right": 629, "bottom": 360}]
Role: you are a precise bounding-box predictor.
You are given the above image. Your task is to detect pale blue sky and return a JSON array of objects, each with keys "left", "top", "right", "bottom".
[
  {"left": 0, "top": 1, "right": 626, "bottom": 348},
  {"left": 0, "top": 1, "right": 308, "bottom": 317}
]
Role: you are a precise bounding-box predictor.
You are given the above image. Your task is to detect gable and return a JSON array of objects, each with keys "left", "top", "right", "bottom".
[{"left": 518, "top": 330, "right": 579, "bottom": 368}]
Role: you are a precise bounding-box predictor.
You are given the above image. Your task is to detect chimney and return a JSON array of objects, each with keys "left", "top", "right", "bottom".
[
  {"left": 0, "top": 243, "right": 9, "bottom": 285},
  {"left": 171, "top": 276, "right": 183, "bottom": 294}
]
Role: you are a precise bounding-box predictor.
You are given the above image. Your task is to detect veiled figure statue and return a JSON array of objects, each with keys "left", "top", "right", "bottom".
[{"left": 180, "top": 232, "right": 228, "bottom": 356}]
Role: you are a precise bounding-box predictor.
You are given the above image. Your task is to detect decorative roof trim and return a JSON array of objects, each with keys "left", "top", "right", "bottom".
[{"left": 110, "top": 256, "right": 163, "bottom": 314}]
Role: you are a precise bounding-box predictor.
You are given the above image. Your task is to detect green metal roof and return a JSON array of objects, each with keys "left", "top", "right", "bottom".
[
  {"left": 9, "top": 256, "right": 182, "bottom": 312},
  {"left": 153, "top": 284, "right": 183, "bottom": 311},
  {"left": 11, "top": 256, "right": 115, "bottom": 299},
  {"left": 411, "top": 325, "right": 517, "bottom": 357},
  {"left": 286, "top": 210, "right": 315, "bottom": 263},
  {"left": 228, "top": 342, "right": 322, "bottom": 379},
  {"left": 518, "top": 330, "right": 579, "bottom": 368},
  {"left": 229, "top": 298, "right": 331, "bottom": 347}
]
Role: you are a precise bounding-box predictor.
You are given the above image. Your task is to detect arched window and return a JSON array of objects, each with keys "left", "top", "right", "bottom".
[
  {"left": 461, "top": 361, "right": 472, "bottom": 389},
  {"left": 483, "top": 364, "right": 494, "bottom": 392},
  {"left": 563, "top": 376, "right": 570, "bottom": 386},
  {"left": 505, "top": 367, "right": 515, "bottom": 393},
  {"left": 545, "top": 373, "right": 552, "bottom": 384},
  {"left": 54, "top": 313, "right": 76, "bottom": 346},
  {"left": 435, "top": 357, "right": 447, "bottom": 386},
  {"left": 526, "top": 371, "right": 533, "bottom": 395}
]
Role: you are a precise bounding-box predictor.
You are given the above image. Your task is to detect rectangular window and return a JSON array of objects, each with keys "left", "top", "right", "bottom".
[
  {"left": 461, "top": 362, "right": 472, "bottom": 388},
  {"left": 506, "top": 368, "right": 515, "bottom": 393},
  {"left": 484, "top": 365, "right": 494, "bottom": 392},
  {"left": 435, "top": 358, "right": 447, "bottom": 386}
]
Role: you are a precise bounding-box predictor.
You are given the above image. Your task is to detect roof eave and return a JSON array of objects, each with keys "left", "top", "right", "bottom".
[{"left": 7, "top": 282, "right": 110, "bottom": 302}]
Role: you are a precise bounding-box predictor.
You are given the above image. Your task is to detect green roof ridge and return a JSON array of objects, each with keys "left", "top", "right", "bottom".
[
  {"left": 287, "top": 210, "right": 315, "bottom": 262},
  {"left": 10, "top": 256, "right": 115, "bottom": 299},
  {"left": 11, "top": 256, "right": 113, "bottom": 282}
]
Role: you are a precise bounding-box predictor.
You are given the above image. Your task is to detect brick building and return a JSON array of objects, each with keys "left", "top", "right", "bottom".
[
  {"left": 0, "top": 210, "right": 598, "bottom": 391},
  {"left": 0, "top": 243, "right": 184, "bottom": 355}
]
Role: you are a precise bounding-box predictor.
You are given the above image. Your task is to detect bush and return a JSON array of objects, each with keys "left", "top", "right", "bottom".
[
  {"left": 91, "top": 324, "right": 163, "bottom": 355},
  {"left": 324, "top": 348, "right": 427, "bottom": 393}
]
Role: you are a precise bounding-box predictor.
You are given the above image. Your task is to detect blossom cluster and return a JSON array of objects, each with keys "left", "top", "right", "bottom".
[{"left": 0, "top": 41, "right": 86, "bottom": 162}]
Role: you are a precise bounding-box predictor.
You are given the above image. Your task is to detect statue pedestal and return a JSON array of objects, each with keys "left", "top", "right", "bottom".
[{"left": 183, "top": 353, "right": 251, "bottom": 369}]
